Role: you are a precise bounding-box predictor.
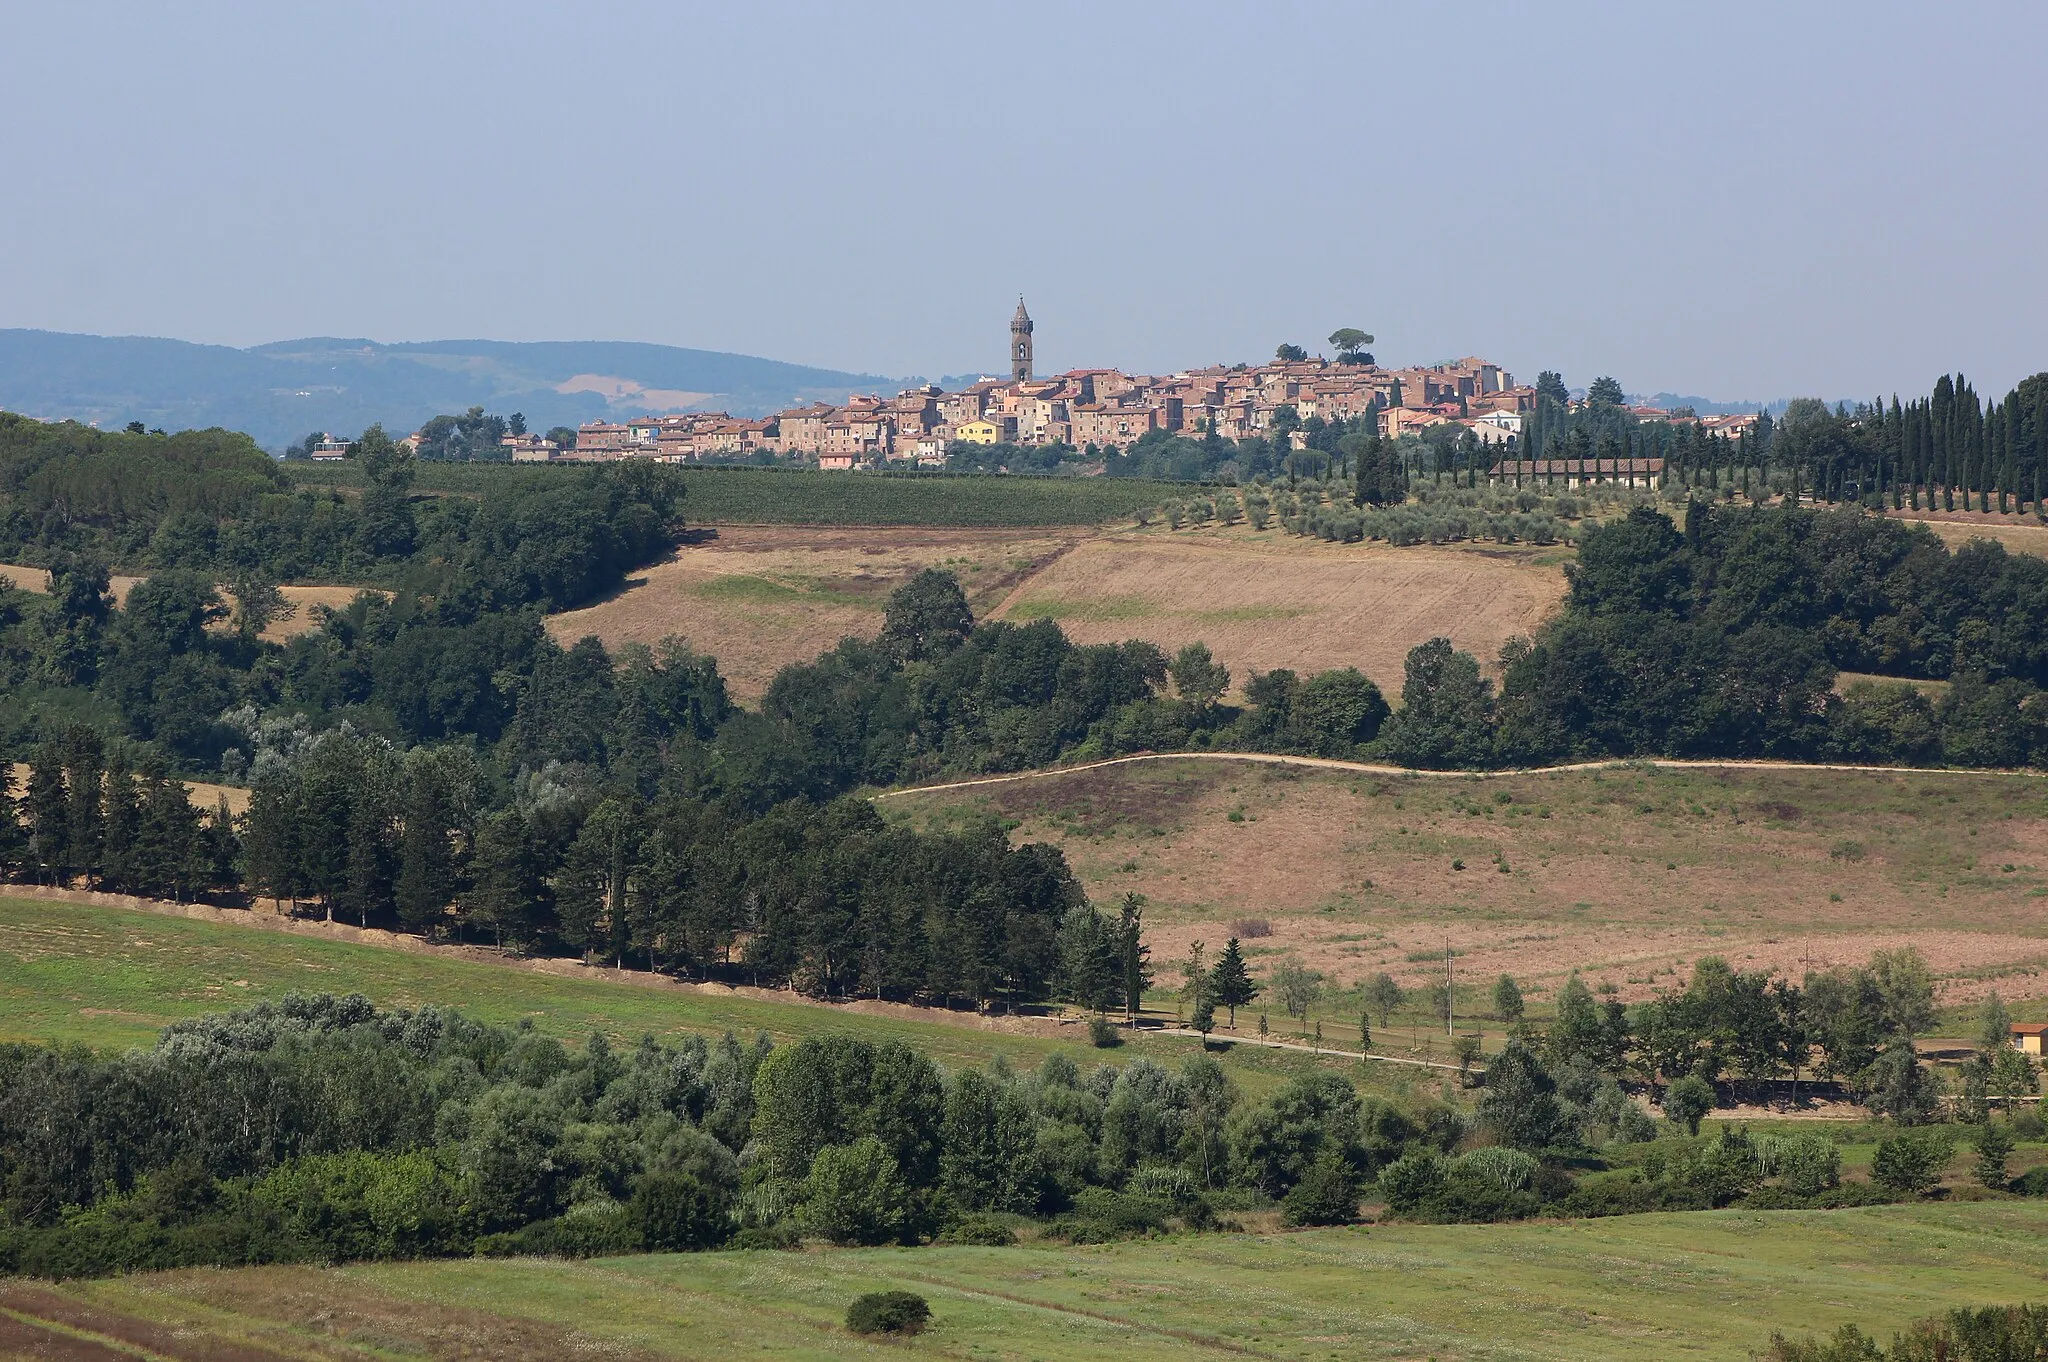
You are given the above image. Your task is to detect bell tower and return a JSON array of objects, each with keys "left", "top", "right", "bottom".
[{"left": 1010, "top": 297, "right": 1034, "bottom": 383}]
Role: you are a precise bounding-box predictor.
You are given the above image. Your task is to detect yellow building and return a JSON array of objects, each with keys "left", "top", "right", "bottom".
[
  {"left": 2014, "top": 1023, "right": 2047, "bottom": 1056},
  {"left": 954, "top": 419, "right": 1001, "bottom": 445}
]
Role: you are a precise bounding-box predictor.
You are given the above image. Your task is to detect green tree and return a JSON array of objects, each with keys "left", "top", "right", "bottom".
[
  {"left": 1054, "top": 904, "right": 1121, "bottom": 1013},
  {"left": 1664, "top": 1073, "right": 1715, "bottom": 1136},
  {"left": 1170, "top": 641, "right": 1230, "bottom": 711},
  {"left": 878, "top": 569, "right": 972, "bottom": 662},
  {"left": 394, "top": 756, "right": 461, "bottom": 935},
  {"left": 1477, "top": 1040, "right": 1569, "bottom": 1150},
  {"left": 1364, "top": 972, "right": 1403, "bottom": 1028},
  {"left": 1977, "top": 990, "right": 2014, "bottom": 1054},
  {"left": 1209, "top": 937, "right": 1259, "bottom": 1027},
  {"left": 1275, "top": 343, "right": 1308, "bottom": 363},
  {"left": 1271, "top": 955, "right": 1321, "bottom": 1023},
  {"left": 1328, "top": 328, "right": 1374, "bottom": 363},
  {"left": 1116, "top": 892, "right": 1151, "bottom": 1022},
  {"left": 1973, "top": 1120, "right": 2014, "bottom": 1190},
  {"left": 803, "top": 1137, "right": 913, "bottom": 1246},
  {"left": 1378, "top": 638, "right": 1497, "bottom": 768},
  {"left": 1869, "top": 1129, "right": 1954, "bottom": 1194},
  {"left": 1535, "top": 371, "right": 1569, "bottom": 406},
  {"left": 1492, "top": 974, "right": 1525, "bottom": 1026},
  {"left": 1587, "top": 376, "right": 1626, "bottom": 407}
]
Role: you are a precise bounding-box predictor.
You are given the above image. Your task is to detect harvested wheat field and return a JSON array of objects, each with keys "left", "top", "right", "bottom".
[
  {"left": 545, "top": 526, "right": 1087, "bottom": 701},
  {"left": 547, "top": 524, "right": 1570, "bottom": 702},
  {"left": 994, "top": 527, "right": 1568, "bottom": 694},
  {"left": 887, "top": 757, "right": 2048, "bottom": 1013}
]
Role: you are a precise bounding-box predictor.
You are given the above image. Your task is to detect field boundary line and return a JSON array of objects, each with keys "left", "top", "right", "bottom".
[{"left": 873, "top": 750, "right": 2045, "bottom": 800}]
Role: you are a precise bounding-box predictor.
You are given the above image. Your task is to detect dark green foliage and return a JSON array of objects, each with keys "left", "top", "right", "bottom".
[
  {"left": 1764, "top": 1304, "right": 2048, "bottom": 1361},
  {"left": 1662, "top": 1074, "right": 1715, "bottom": 1136},
  {"left": 1869, "top": 1129, "right": 1955, "bottom": 1194},
  {"left": 1379, "top": 637, "right": 1496, "bottom": 768},
  {"left": 1279, "top": 1151, "right": 1359, "bottom": 1225},
  {"left": 1208, "top": 938, "right": 1258, "bottom": 1025},
  {"left": 1477, "top": 1041, "right": 1571, "bottom": 1150},
  {"left": 845, "top": 1290, "right": 931, "bottom": 1336}
]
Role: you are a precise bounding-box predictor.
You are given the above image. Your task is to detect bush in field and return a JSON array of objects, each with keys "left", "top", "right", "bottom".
[{"left": 846, "top": 1290, "right": 930, "bottom": 1335}]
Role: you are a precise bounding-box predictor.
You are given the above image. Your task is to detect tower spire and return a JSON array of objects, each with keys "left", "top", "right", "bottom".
[{"left": 1010, "top": 296, "right": 1034, "bottom": 383}]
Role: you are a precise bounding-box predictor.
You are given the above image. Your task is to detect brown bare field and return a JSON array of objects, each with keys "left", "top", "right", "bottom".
[
  {"left": 545, "top": 525, "right": 1570, "bottom": 702},
  {"left": 886, "top": 757, "right": 2048, "bottom": 1012},
  {"left": 0, "top": 563, "right": 374, "bottom": 642},
  {"left": 544, "top": 525, "right": 1088, "bottom": 701},
  {"left": 992, "top": 528, "right": 1569, "bottom": 693}
]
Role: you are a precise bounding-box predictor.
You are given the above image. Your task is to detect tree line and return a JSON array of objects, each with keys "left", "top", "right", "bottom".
[
  {"left": 0, "top": 994, "right": 1465, "bottom": 1276},
  {"left": 1381, "top": 499, "right": 2048, "bottom": 769}
]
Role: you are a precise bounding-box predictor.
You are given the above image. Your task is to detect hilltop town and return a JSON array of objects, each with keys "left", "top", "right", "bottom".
[{"left": 470, "top": 303, "right": 1755, "bottom": 470}]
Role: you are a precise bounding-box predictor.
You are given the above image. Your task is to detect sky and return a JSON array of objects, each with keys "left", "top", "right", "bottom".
[{"left": 3, "top": 1, "right": 2043, "bottom": 401}]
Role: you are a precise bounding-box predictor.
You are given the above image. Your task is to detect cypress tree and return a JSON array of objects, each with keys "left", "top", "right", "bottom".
[
  {"left": 99, "top": 750, "right": 140, "bottom": 894},
  {"left": 395, "top": 760, "right": 460, "bottom": 936},
  {"left": 22, "top": 744, "right": 67, "bottom": 884},
  {"left": 61, "top": 726, "right": 105, "bottom": 887}
]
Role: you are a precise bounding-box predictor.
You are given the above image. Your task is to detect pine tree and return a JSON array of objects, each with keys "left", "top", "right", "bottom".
[
  {"left": 1208, "top": 937, "right": 1259, "bottom": 1027},
  {"left": 1359, "top": 1011, "right": 1371, "bottom": 1053}
]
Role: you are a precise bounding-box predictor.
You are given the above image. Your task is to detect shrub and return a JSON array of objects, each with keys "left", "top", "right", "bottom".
[
  {"left": 1375, "top": 1151, "right": 1447, "bottom": 1215},
  {"left": 1454, "top": 1147, "right": 1538, "bottom": 1194},
  {"left": 2010, "top": 1165, "right": 2048, "bottom": 1197},
  {"left": 630, "top": 1171, "right": 730, "bottom": 1252},
  {"left": 1762, "top": 1134, "right": 1841, "bottom": 1197},
  {"left": 944, "top": 1216, "right": 1017, "bottom": 1246},
  {"left": 1231, "top": 918, "right": 1273, "bottom": 939},
  {"left": 1280, "top": 1153, "right": 1360, "bottom": 1226},
  {"left": 1088, "top": 1016, "right": 1122, "bottom": 1048},
  {"left": 803, "top": 1138, "right": 914, "bottom": 1246},
  {"left": 846, "top": 1291, "right": 930, "bottom": 1336},
  {"left": 1870, "top": 1129, "right": 1955, "bottom": 1195}
]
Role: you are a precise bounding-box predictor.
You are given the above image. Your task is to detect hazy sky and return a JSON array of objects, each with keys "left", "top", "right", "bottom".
[{"left": 5, "top": 2, "right": 2043, "bottom": 399}]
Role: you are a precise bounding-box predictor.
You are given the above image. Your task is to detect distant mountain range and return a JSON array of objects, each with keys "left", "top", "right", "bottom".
[{"left": 0, "top": 330, "right": 903, "bottom": 450}]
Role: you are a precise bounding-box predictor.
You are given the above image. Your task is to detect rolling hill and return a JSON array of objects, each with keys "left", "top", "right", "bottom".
[{"left": 0, "top": 329, "right": 902, "bottom": 450}]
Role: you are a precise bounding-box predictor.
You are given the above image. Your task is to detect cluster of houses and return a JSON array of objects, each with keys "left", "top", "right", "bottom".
[
  {"left": 508, "top": 357, "right": 1550, "bottom": 470},
  {"left": 331, "top": 305, "right": 1761, "bottom": 471}
]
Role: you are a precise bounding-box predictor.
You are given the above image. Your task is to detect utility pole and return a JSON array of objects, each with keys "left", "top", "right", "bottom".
[{"left": 1445, "top": 932, "right": 1455, "bottom": 1037}]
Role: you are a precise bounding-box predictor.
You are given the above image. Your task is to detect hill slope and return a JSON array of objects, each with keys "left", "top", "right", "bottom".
[{"left": 0, "top": 329, "right": 900, "bottom": 449}]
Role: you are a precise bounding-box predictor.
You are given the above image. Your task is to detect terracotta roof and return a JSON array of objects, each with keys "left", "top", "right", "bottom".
[{"left": 2013, "top": 1023, "right": 2048, "bottom": 1035}]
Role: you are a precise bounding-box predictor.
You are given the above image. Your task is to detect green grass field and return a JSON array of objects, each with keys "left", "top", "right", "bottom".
[
  {"left": 0, "top": 895, "right": 1401, "bottom": 1098},
  {"left": 12, "top": 1202, "right": 2046, "bottom": 1359},
  {"left": 288, "top": 461, "right": 1192, "bottom": 527}
]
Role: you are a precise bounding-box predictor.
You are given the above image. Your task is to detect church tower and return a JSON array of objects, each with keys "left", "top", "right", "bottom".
[{"left": 1010, "top": 297, "right": 1034, "bottom": 382}]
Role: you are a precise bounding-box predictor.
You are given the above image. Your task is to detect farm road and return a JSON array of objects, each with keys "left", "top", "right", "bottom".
[{"left": 872, "top": 750, "right": 2044, "bottom": 800}]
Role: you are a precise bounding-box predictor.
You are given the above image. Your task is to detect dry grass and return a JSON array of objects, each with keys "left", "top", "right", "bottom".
[
  {"left": 546, "top": 525, "right": 1569, "bottom": 702},
  {"left": 993, "top": 527, "right": 1568, "bottom": 693},
  {"left": 0, "top": 563, "right": 373, "bottom": 642},
  {"left": 544, "top": 526, "right": 1087, "bottom": 701},
  {"left": 1881, "top": 509, "right": 2048, "bottom": 557},
  {"left": 888, "top": 757, "right": 2048, "bottom": 1012}
]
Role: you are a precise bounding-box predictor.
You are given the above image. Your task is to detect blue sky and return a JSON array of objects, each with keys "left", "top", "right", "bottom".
[{"left": 4, "top": 1, "right": 2042, "bottom": 399}]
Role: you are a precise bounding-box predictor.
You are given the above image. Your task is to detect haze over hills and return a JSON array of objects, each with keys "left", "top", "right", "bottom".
[{"left": 0, "top": 329, "right": 903, "bottom": 450}]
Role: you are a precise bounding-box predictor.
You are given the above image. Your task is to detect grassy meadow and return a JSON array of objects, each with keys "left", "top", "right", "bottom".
[
  {"left": 0, "top": 894, "right": 1417, "bottom": 1099},
  {"left": 7, "top": 1202, "right": 2045, "bottom": 1359}
]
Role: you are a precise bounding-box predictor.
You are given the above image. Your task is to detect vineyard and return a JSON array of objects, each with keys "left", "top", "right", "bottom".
[{"left": 289, "top": 461, "right": 1193, "bottom": 527}]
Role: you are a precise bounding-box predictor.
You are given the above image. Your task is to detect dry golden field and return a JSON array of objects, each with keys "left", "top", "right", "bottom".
[
  {"left": 886, "top": 756, "right": 2048, "bottom": 1014},
  {"left": 546, "top": 524, "right": 1570, "bottom": 702},
  {"left": 992, "top": 527, "right": 1567, "bottom": 693},
  {"left": 0, "top": 564, "right": 369, "bottom": 643}
]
